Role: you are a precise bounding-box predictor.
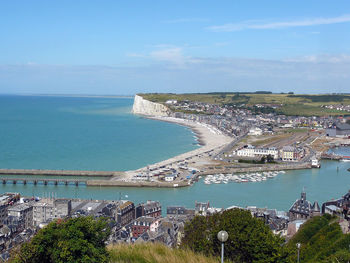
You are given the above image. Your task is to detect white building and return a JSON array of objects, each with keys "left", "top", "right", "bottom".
[
  {"left": 248, "top": 127, "right": 263, "bottom": 136},
  {"left": 32, "top": 198, "right": 71, "bottom": 227},
  {"left": 165, "top": 100, "right": 178, "bottom": 105},
  {"left": 164, "top": 174, "right": 175, "bottom": 182},
  {"left": 234, "top": 145, "right": 279, "bottom": 159}
]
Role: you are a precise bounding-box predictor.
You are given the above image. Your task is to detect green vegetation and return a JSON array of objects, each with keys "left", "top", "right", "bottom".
[
  {"left": 287, "top": 214, "right": 350, "bottom": 263},
  {"left": 11, "top": 217, "right": 111, "bottom": 263},
  {"left": 238, "top": 156, "right": 276, "bottom": 164},
  {"left": 10, "top": 212, "right": 350, "bottom": 263},
  {"left": 139, "top": 93, "right": 350, "bottom": 116},
  {"left": 288, "top": 94, "right": 346, "bottom": 102},
  {"left": 108, "top": 243, "right": 221, "bottom": 263},
  {"left": 181, "top": 208, "right": 291, "bottom": 263}
]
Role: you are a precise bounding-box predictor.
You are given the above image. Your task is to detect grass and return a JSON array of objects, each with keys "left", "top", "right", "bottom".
[
  {"left": 252, "top": 133, "right": 291, "bottom": 146},
  {"left": 108, "top": 243, "right": 224, "bottom": 263},
  {"left": 139, "top": 93, "right": 350, "bottom": 116}
]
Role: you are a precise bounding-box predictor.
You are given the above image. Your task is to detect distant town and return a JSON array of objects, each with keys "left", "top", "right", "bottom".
[{"left": 126, "top": 94, "right": 350, "bottom": 188}]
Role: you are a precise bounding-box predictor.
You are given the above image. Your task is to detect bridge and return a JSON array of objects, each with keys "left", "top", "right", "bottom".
[{"left": 0, "top": 178, "right": 87, "bottom": 186}]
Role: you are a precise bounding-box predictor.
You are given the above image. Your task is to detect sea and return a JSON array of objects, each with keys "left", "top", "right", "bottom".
[{"left": 0, "top": 95, "right": 350, "bottom": 212}]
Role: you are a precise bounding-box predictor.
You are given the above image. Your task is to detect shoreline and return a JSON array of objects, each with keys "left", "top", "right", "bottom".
[{"left": 127, "top": 116, "right": 233, "bottom": 172}]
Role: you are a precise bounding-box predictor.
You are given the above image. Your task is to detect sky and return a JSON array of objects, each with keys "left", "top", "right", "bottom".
[{"left": 0, "top": 0, "right": 350, "bottom": 95}]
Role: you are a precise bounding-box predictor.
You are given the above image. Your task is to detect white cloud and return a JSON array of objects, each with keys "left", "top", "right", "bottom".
[
  {"left": 1, "top": 54, "right": 349, "bottom": 94},
  {"left": 284, "top": 54, "right": 350, "bottom": 63},
  {"left": 207, "top": 14, "right": 350, "bottom": 32},
  {"left": 150, "top": 48, "right": 185, "bottom": 64}
]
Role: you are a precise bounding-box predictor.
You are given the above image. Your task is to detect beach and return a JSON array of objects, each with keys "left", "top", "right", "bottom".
[{"left": 116, "top": 116, "right": 234, "bottom": 182}]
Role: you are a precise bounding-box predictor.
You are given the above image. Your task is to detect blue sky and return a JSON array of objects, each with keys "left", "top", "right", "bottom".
[{"left": 1, "top": 0, "right": 350, "bottom": 94}]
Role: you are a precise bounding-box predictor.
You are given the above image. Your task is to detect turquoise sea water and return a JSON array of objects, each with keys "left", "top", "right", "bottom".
[
  {"left": 0, "top": 95, "right": 349, "bottom": 212},
  {"left": 0, "top": 95, "right": 199, "bottom": 171},
  {"left": 0, "top": 158, "right": 349, "bottom": 212}
]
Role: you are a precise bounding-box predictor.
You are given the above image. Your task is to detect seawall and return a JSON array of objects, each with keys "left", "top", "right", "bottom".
[
  {"left": 0, "top": 169, "right": 121, "bottom": 177},
  {"left": 132, "top": 95, "right": 170, "bottom": 116},
  {"left": 86, "top": 179, "right": 190, "bottom": 188}
]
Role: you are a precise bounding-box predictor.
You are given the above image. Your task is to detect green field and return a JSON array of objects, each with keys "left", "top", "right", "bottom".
[{"left": 139, "top": 93, "right": 350, "bottom": 116}]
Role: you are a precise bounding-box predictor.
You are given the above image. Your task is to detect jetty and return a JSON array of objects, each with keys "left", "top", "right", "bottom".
[
  {"left": 0, "top": 169, "right": 122, "bottom": 177},
  {"left": 321, "top": 153, "right": 342, "bottom": 160},
  {"left": 0, "top": 177, "right": 87, "bottom": 186}
]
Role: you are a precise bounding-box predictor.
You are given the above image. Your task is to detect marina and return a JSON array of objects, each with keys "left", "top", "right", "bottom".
[
  {"left": 203, "top": 171, "right": 286, "bottom": 185},
  {"left": 0, "top": 158, "right": 349, "bottom": 213}
]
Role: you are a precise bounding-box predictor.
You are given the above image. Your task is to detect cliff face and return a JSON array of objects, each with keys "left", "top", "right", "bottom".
[{"left": 132, "top": 95, "right": 170, "bottom": 116}]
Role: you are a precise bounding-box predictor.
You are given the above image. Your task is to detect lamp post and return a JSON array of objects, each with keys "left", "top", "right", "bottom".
[
  {"left": 217, "top": 230, "right": 228, "bottom": 263},
  {"left": 296, "top": 243, "right": 301, "bottom": 263}
]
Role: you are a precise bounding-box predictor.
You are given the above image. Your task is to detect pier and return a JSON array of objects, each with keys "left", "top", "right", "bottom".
[
  {"left": 0, "top": 169, "right": 123, "bottom": 177},
  {"left": 321, "top": 153, "right": 343, "bottom": 160},
  {"left": 0, "top": 177, "right": 87, "bottom": 186}
]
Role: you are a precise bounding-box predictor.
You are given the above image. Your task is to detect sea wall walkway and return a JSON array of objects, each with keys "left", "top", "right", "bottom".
[{"left": 0, "top": 169, "right": 122, "bottom": 177}]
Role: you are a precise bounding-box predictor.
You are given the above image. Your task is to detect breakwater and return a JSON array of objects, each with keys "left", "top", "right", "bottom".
[
  {"left": 199, "top": 162, "right": 312, "bottom": 175},
  {"left": 0, "top": 169, "right": 120, "bottom": 177}
]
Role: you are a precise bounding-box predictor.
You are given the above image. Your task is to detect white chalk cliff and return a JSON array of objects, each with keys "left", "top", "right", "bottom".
[{"left": 132, "top": 95, "right": 170, "bottom": 116}]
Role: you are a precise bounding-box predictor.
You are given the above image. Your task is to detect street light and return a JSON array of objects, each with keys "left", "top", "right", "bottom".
[
  {"left": 217, "top": 230, "right": 229, "bottom": 263},
  {"left": 296, "top": 243, "right": 301, "bottom": 263}
]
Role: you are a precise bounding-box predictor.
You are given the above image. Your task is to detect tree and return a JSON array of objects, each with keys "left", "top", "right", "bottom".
[
  {"left": 11, "top": 216, "right": 111, "bottom": 263},
  {"left": 181, "top": 208, "right": 291, "bottom": 263},
  {"left": 266, "top": 154, "right": 274, "bottom": 163}
]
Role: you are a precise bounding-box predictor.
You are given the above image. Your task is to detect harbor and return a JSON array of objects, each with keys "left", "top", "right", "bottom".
[
  {"left": 0, "top": 158, "right": 349, "bottom": 213},
  {"left": 203, "top": 171, "right": 286, "bottom": 185}
]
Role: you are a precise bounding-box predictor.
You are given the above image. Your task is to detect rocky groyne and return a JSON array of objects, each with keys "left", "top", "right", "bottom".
[{"left": 132, "top": 95, "right": 170, "bottom": 116}]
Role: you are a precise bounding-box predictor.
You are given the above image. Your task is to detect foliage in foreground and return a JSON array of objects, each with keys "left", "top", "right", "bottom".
[
  {"left": 181, "top": 208, "right": 292, "bottom": 263},
  {"left": 11, "top": 216, "right": 111, "bottom": 263},
  {"left": 287, "top": 214, "right": 350, "bottom": 263},
  {"left": 108, "top": 242, "right": 222, "bottom": 263}
]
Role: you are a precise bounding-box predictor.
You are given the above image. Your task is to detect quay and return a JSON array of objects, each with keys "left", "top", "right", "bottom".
[
  {"left": 0, "top": 169, "right": 122, "bottom": 177},
  {"left": 0, "top": 177, "right": 87, "bottom": 186},
  {"left": 86, "top": 179, "right": 191, "bottom": 188},
  {"left": 198, "top": 162, "right": 312, "bottom": 175},
  {"left": 321, "top": 153, "right": 342, "bottom": 160}
]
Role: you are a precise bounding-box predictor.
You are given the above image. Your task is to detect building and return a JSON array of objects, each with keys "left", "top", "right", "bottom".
[
  {"left": 326, "top": 122, "right": 350, "bottom": 137},
  {"left": 132, "top": 216, "right": 160, "bottom": 238},
  {"left": 248, "top": 127, "right": 263, "bottom": 136},
  {"left": 287, "top": 219, "right": 306, "bottom": 237},
  {"left": 289, "top": 192, "right": 320, "bottom": 221},
  {"left": 7, "top": 204, "right": 33, "bottom": 229},
  {"left": 195, "top": 201, "right": 210, "bottom": 216},
  {"left": 166, "top": 206, "right": 195, "bottom": 220},
  {"left": 135, "top": 201, "right": 161, "bottom": 219},
  {"left": 116, "top": 201, "right": 135, "bottom": 226},
  {"left": 324, "top": 205, "right": 343, "bottom": 216},
  {"left": 322, "top": 190, "right": 350, "bottom": 219},
  {"left": 234, "top": 145, "right": 279, "bottom": 159},
  {"left": 32, "top": 198, "right": 71, "bottom": 227},
  {"left": 281, "top": 146, "right": 304, "bottom": 162},
  {"left": 0, "top": 193, "right": 20, "bottom": 224},
  {"left": 164, "top": 174, "right": 175, "bottom": 182}
]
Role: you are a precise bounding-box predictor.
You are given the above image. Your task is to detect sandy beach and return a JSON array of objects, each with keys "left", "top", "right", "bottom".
[{"left": 118, "top": 116, "right": 233, "bottom": 181}]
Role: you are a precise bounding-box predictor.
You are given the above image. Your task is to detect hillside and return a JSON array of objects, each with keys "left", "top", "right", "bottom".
[
  {"left": 108, "top": 243, "right": 222, "bottom": 263},
  {"left": 139, "top": 93, "right": 350, "bottom": 116},
  {"left": 287, "top": 214, "right": 350, "bottom": 262}
]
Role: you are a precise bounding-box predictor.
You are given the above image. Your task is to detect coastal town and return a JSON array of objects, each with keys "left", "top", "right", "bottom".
[
  {"left": 1, "top": 189, "right": 350, "bottom": 260},
  {"left": 119, "top": 94, "right": 350, "bottom": 187},
  {"left": 0, "top": 95, "right": 349, "bottom": 189}
]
